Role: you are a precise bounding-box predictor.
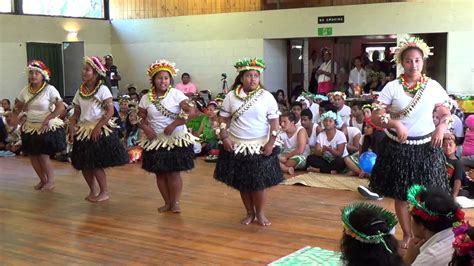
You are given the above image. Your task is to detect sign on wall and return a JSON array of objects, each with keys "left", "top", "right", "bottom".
[
  {"left": 318, "top": 16, "right": 344, "bottom": 24},
  {"left": 318, "top": 27, "right": 333, "bottom": 36}
]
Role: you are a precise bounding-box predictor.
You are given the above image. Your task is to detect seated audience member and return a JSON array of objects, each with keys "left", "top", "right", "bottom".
[
  {"left": 2, "top": 98, "right": 11, "bottom": 113},
  {"left": 362, "top": 104, "right": 373, "bottom": 119},
  {"left": 307, "top": 111, "right": 348, "bottom": 174},
  {"left": 296, "top": 95, "right": 310, "bottom": 110},
  {"left": 332, "top": 91, "right": 351, "bottom": 125},
  {"left": 318, "top": 101, "right": 348, "bottom": 137},
  {"left": 278, "top": 112, "right": 310, "bottom": 175},
  {"left": 300, "top": 109, "right": 318, "bottom": 149},
  {"left": 129, "top": 92, "right": 140, "bottom": 102},
  {"left": 275, "top": 89, "right": 289, "bottom": 112},
  {"left": 461, "top": 115, "right": 474, "bottom": 170},
  {"left": 126, "top": 84, "right": 137, "bottom": 95},
  {"left": 346, "top": 126, "right": 362, "bottom": 154},
  {"left": 404, "top": 185, "right": 462, "bottom": 266},
  {"left": 449, "top": 221, "right": 474, "bottom": 266},
  {"left": 0, "top": 116, "right": 7, "bottom": 150},
  {"left": 346, "top": 118, "right": 385, "bottom": 178},
  {"left": 139, "top": 89, "right": 149, "bottom": 100},
  {"left": 349, "top": 104, "right": 364, "bottom": 132},
  {"left": 3, "top": 111, "right": 21, "bottom": 154},
  {"left": 194, "top": 101, "right": 219, "bottom": 159},
  {"left": 443, "top": 133, "right": 466, "bottom": 198},
  {"left": 348, "top": 56, "right": 367, "bottom": 95},
  {"left": 125, "top": 105, "right": 143, "bottom": 163},
  {"left": 290, "top": 101, "right": 303, "bottom": 127},
  {"left": 175, "top": 73, "right": 198, "bottom": 97},
  {"left": 340, "top": 202, "right": 403, "bottom": 266}
]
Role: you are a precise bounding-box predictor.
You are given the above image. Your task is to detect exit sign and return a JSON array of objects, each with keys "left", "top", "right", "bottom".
[{"left": 318, "top": 27, "right": 333, "bottom": 36}]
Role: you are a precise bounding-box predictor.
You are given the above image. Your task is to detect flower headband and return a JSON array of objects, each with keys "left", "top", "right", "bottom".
[
  {"left": 342, "top": 202, "right": 398, "bottom": 253},
  {"left": 333, "top": 91, "right": 346, "bottom": 100},
  {"left": 234, "top": 58, "right": 266, "bottom": 73},
  {"left": 147, "top": 59, "right": 179, "bottom": 79},
  {"left": 301, "top": 92, "right": 328, "bottom": 102},
  {"left": 27, "top": 60, "right": 51, "bottom": 81},
  {"left": 320, "top": 111, "right": 338, "bottom": 122},
  {"left": 407, "top": 185, "right": 463, "bottom": 222},
  {"left": 84, "top": 56, "right": 107, "bottom": 77},
  {"left": 393, "top": 36, "right": 433, "bottom": 65},
  {"left": 452, "top": 221, "right": 474, "bottom": 260},
  {"left": 364, "top": 117, "right": 382, "bottom": 131},
  {"left": 362, "top": 104, "right": 373, "bottom": 111}
]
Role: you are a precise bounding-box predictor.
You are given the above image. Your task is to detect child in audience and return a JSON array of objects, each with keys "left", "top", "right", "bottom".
[
  {"left": 443, "top": 133, "right": 465, "bottom": 198},
  {"left": 306, "top": 111, "right": 348, "bottom": 174},
  {"left": 278, "top": 112, "right": 310, "bottom": 175},
  {"left": 3, "top": 111, "right": 22, "bottom": 154},
  {"left": 362, "top": 104, "right": 373, "bottom": 119},
  {"left": 340, "top": 203, "right": 403, "bottom": 266},
  {"left": 461, "top": 115, "right": 474, "bottom": 170},
  {"left": 349, "top": 104, "right": 364, "bottom": 132},
  {"left": 194, "top": 101, "right": 219, "bottom": 161},
  {"left": 290, "top": 101, "right": 303, "bottom": 127},
  {"left": 125, "top": 104, "right": 143, "bottom": 163},
  {"left": 300, "top": 109, "right": 318, "bottom": 148},
  {"left": 332, "top": 91, "right": 351, "bottom": 125},
  {"left": 346, "top": 126, "right": 361, "bottom": 154},
  {"left": 404, "top": 185, "right": 462, "bottom": 266}
]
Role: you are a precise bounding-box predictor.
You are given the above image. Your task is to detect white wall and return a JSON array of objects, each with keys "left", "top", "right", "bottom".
[
  {"left": 0, "top": 14, "right": 111, "bottom": 102},
  {"left": 263, "top": 39, "right": 287, "bottom": 93},
  {"left": 111, "top": 1, "right": 473, "bottom": 95}
]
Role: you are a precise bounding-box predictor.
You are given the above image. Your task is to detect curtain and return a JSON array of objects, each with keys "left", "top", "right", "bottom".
[{"left": 26, "top": 42, "right": 64, "bottom": 96}]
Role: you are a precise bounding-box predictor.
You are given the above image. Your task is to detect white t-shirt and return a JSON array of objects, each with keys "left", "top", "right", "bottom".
[
  {"left": 378, "top": 79, "right": 450, "bottom": 137},
  {"left": 139, "top": 88, "right": 188, "bottom": 135},
  {"left": 310, "top": 102, "right": 320, "bottom": 123},
  {"left": 18, "top": 84, "right": 61, "bottom": 123},
  {"left": 280, "top": 126, "right": 310, "bottom": 156},
  {"left": 348, "top": 67, "right": 367, "bottom": 85},
  {"left": 317, "top": 60, "right": 337, "bottom": 83},
  {"left": 73, "top": 85, "right": 112, "bottom": 123},
  {"left": 347, "top": 126, "right": 362, "bottom": 147},
  {"left": 317, "top": 129, "right": 348, "bottom": 159},
  {"left": 221, "top": 89, "right": 279, "bottom": 139},
  {"left": 337, "top": 105, "right": 351, "bottom": 125},
  {"left": 452, "top": 114, "right": 464, "bottom": 138},
  {"left": 349, "top": 117, "right": 364, "bottom": 132},
  {"left": 308, "top": 123, "right": 319, "bottom": 147},
  {"left": 412, "top": 228, "right": 454, "bottom": 266}
]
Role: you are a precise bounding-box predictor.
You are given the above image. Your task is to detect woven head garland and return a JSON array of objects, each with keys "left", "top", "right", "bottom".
[
  {"left": 341, "top": 202, "right": 398, "bottom": 253},
  {"left": 147, "top": 59, "right": 179, "bottom": 80},
  {"left": 234, "top": 58, "right": 266, "bottom": 73},
  {"left": 84, "top": 56, "right": 107, "bottom": 77},
  {"left": 407, "top": 184, "right": 464, "bottom": 222},
  {"left": 27, "top": 60, "right": 51, "bottom": 82},
  {"left": 393, "top": 36, "right": 433, "bottom": 65}
]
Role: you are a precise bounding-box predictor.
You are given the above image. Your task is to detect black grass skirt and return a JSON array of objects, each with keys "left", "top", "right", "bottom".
[
  {"left": 21, "top": 128, "right": 66, "bottom": 156},
  {"left": 71, "top": 132, "right": 128, "bottom": 170},
  {"left": 142, "top": 145, "right": 194, "bottom": 173},
  {"left": 369, "top": 136, "right": 450, "bottom": 200},
  {"left": 214, "top": 146, "right": 284, "bottom": 192}
]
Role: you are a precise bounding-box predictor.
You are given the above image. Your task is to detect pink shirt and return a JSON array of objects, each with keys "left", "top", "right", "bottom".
[
  {"left": 175, "top": 82, "right": 197, "bottom": 94},
  {"left": 463, "top": 115, "right": 474, "bottom": 156}
]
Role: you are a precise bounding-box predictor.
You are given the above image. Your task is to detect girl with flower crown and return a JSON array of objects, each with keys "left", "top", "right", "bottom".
[
  {"left": 368, "top": 37, "right": 453, "bottom": 248},
  {"left": 15, "top": 60, "right": 66, "bottom": 190},
  {"left": 405, "top": 185, "right": 462, "bottom": 265},
  {"left": 69, "top": 56, "right": 128, "bottom": 202},
  {"left": 137, "top": 60, "right": 196, "bottom": 213},
  {"left": 214, "top": 58, "right": 283, "bottom": 226}
]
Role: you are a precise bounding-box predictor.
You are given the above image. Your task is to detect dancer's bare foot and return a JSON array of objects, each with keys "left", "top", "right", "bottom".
[
  {"left": 34, "top": 181, "right": 43, "bottom": 190},
  {"left": 400, "top": 235, "right": 411, "bottom": 249},
  {"left": 158, "top": 204, "right": 171, "bottom": 213},
  {"left": 84, "top": 192, "right": 99, "bottom": 201},
  {"left": 89, "top": 192, "right": 109, "bottom": 202},
  {"left": 287, "top": 167, "right": 295, "bottom": 175},
  {"left": 256, "top": 212, "right": 271, "bottom": 226},
  {"left": 240, "top": 213, "right": 256, "bottom": 225},
  {"left": 307, "top": 167, "right": 320, "bottom": 173},
  {"left": 171, "top": 202, "right": 181, "bottom": 213},
  {"left": 40, "top": 182, "right": 55, "bottom": 190}
]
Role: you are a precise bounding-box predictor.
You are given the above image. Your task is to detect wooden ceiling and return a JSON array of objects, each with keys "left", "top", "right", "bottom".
[{"left": 110, "top": 0, "right": 404, "bottom": 19}]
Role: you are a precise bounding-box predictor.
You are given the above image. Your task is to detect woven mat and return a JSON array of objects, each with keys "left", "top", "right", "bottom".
[
  {"left": 269, "top": 246, "right": 342, "bottom": 266},
  {"left": 281, "top": 172, "right": 368, "bottom": 192}
]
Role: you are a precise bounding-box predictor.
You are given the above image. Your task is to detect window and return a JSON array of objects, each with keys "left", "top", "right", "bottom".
[
  {"left": 23, "top": 0, "right": 104, "bottom": 18},
  {"left": 0, "top": 0, "right": 12, "bottom": 13}
]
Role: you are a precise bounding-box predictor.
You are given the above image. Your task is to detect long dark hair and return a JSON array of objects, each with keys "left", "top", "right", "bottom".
[
  {"left": 340, "top": 207, "right": 403, "bottom": 266},
  {"left": 231, "top": 70, "right": 265, "bottom": 90}
]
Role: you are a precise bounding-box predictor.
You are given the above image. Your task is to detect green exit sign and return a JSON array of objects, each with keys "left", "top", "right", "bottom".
[{"left": 318, "top": 27, "right": 333, "bottom": 36}]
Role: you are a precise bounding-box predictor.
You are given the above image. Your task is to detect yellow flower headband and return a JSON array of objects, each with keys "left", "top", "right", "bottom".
[
  {"left": 393, "top": 36, "right": 433, "bottom": 65},
  {"left": 147, "top": 59, "right": 179, "bottom": 79}
]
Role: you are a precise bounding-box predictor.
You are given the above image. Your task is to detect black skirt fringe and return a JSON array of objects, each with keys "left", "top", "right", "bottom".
[
  {"left": 369, "top": 136, "right": 450, "bottom": 200},
  {"left": 71, "top": 132, "right": 128, "bottom": 170},
  {"left": 214, "top": 146, "right": 284, "bottom": 192},
  {"left": 21, "top": 128, "right": 66, "bottom": 156},
  {"left": 142, "top": 145, "right": 195, "bottom": 173}
]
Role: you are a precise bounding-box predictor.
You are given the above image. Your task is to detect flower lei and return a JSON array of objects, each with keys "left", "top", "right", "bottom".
[
  {"left": 79, "top": 80, "right": 103, "bottom": 99},
  {"left": 28, "top": 82, "right": 47, "bottom": 95},
  {"left": 399, "top": 74, "right": 428, "bottom": 95},
  {"left": 148, "top": 86, "right": 171, "bottom": 102},
  {"left": 234, "top": 85, "right": 262, "bottom": 101},
  {"left": 341, "top": 202, "right": 398, "bottom": 253},
  {"left": 453, "top": 222, "right": 474, "bottom": 258}
]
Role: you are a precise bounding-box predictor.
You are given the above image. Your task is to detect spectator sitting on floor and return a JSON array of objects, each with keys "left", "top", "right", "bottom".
[{"left": 278, "top": 111, "right": 310, "bottom": 175}]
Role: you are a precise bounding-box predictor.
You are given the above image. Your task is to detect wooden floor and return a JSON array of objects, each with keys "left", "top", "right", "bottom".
[{"left": 1, "top": 157, "right": 472, "bottom": 265}]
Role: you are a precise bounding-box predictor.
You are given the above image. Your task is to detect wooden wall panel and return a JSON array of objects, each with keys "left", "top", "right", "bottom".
[{"left": 110, "top": 0, "right": 400, "bottom": 19}]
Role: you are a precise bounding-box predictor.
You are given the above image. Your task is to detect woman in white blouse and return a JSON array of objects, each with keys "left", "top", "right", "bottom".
[{"left": 16, "top": 60, "right": 66, "bottom": 190}]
